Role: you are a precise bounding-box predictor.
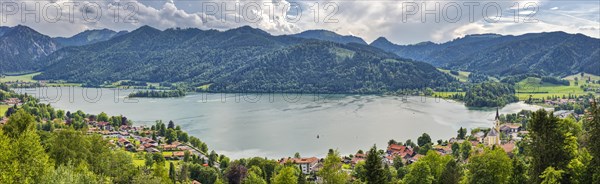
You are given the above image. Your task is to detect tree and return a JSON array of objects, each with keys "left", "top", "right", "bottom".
[
  {"left": 178, "top": 131, "right": 189, "bottom": 143},
  {"left": 388, "top": 139, "right": 397, "bottom": 146},
  {"left": 457, "top": 127, "right": 467, "bottom": 139},
  {"left": 392, "top": 156, "right": 404, "bottom": 170},
  {"left": 510, "top": 157, "right": 529, "bottom": 184},
  {"left": 272, "top": 166, "right": 298, "bottom": 184},
  {"left": 403, "top": 161, "right": 434, "bottom": 184},
  {"left": 460, "top": 139, "right": 472, "bottom": 160},
  {"left": 417, "top": 133, "right": 432, "bottom": 147},
  {"left": 224, "top": 161, "right": 247, "bottom": 184},
  {"left": 451, "top": 143, "right": 460, "bottom": 158},
  {"left": 2, "top": 109, "right": 36, "bottom": 138},
  {"left": 540, "top": 167, "right": 564, "bottom": 184},
  {"left": 294, "top": 152, "right": 301, "bottom": 159},
  {"left": 0, "top": 129, "right": 17, "bottom": 182},
  {"left": 189, "top": 164, "right": 219, "bottom": 184},
  {"left": 168, "top": 120, "right": 175, "bottom": 129},
  {"left": 419, "top": 150, "right": 452, "bottom": 183},
  {"left": 169, "top": 162, "right": 176, "bottom": 182},
  {"left": 12, "top": 129, "right": 52, "bottom": 183},
  {"left": 365, "top": 145, "right": 386, "bottom": 184},
  {"left": 467, "top": 147, "right": 512, "bottom": 184},
  {"left": 586, "top": 101, "right": 600, "bottom": 183},
  {"left": 318, "top": 150, "right": 348, "bottom": 183},
  {"left": 529, "top": 109, "right": 572, "bottom": 183},
  {"left": 165, "top": 129, "right": 177, "bottom": 144},
  {"left": 47, "top": 129, "right": 91, "bottom": 166},
  {"left": 244, "top": 170, "right": 267, "bottom": 184},
  {"left": 97, "top": 112, "right": 109, "bottom": 122},
  {"left": 145, "top": 153, "right": 155, "bottom": 169},
  {"left": 440, "top": 159, "right": 461, "bottom": 184}
]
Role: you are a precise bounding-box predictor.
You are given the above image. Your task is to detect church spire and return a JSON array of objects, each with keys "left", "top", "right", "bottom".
[{"left": 495, "top": 107, "right": 500, "bottom": 120}]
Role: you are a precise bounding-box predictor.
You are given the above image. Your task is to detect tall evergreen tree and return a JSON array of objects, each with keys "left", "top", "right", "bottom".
[
  {"left": 365, "top": 145, "right": 386, "bottom": 184},
  {"left": 528, "top": 109, "right": 572, "bottom": 183},
  {"left": 587, "top": 101, "right": 600, "bottom": 183},
  {"left": 440, "top": 159, "right": 461, "bottom": 184}
]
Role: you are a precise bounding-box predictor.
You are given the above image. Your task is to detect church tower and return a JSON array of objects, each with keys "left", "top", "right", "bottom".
[{"left": 484, "top": 107, "right": 502, "bottom": 146}]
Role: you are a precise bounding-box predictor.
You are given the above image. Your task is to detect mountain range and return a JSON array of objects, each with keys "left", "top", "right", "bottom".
[
  {"left": 0, "top": 25, "right": 124, "bottom": 74},
  {"left": 0, "top": 25, "right": 598, "bottom": 92},
  {"left": 34, "top": 26, "right": 454, "bottom": 93},
  {"left": 370, "top": 32, "right": 600, "bottom": 76}
]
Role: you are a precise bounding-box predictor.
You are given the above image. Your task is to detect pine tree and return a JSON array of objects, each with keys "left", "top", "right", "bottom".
[
  {"left": 365, "top": 145, "right": 386, "bottom": 184},
  {"left": 440, "top": 159, "right": 461, "bottom": 184}
]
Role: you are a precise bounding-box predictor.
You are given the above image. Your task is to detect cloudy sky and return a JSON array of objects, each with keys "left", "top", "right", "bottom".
[{"left": 1, "top": 0, "right": 598, "bottom": 44}]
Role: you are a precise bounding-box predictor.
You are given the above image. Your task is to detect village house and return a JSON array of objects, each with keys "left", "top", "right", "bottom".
[
  {"left": 2, "top": 98, "right": 21, "bottom": 105},
  {"left": 280, "top": 157, "right": 319, "bottom": 174},
  {"left": 351, "top": 152, "right": 366, "bottom": 165},
  {"left": 162, "top": 142, "right": 182, "bottom": 151},
  {"left": 499, "top": 124, "right": 521, "bottom": 134}
]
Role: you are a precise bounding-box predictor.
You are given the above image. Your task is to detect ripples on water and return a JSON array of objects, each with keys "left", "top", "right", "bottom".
[{"left": 18, "top": 87, "right": 547, "bottom": 159}]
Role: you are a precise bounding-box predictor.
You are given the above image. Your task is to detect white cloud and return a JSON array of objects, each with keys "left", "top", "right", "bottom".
[{"left": 2, "top": 0, "right": 598, "bottom": 44}]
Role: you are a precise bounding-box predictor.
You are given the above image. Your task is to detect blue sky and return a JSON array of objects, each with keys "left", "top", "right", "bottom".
[{"left": 2, "top": 0, "right": 598, "bottom": 44}]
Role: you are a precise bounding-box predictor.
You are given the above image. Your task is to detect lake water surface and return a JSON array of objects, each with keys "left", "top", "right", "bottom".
[{"left": 17, "top": 87, "right": 547, "bottom": 158}]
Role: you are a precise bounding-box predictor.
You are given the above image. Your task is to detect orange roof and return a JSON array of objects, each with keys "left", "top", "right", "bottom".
[
  {"left": 173, "top": 151, "right": 186, "bottom": 157},
  {"left": 501, "top": 143, "right": 515, "bottom": 153},
  {"left": 281, "top": 157, "right": 319, "bottom": 164}
]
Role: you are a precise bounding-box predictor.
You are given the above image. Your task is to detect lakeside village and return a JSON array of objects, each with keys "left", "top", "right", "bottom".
[
  {"left": 1, "top": 80, "right": 599, "bottom": 183},
  {"left": 0, "top": 95, "right": 582, "bottom": 179}
]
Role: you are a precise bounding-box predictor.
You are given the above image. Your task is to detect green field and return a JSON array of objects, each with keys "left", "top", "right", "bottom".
[
  {"left": 0, "top": 72, "right": 40, "bottom": 83},
  {"left": 0, "top": 105, "right": 9, "bottom": 117},
  {"left": 514, "top": 74, "right": 600, "bottom": 100},
  {"left": 433, "top": 91, "right": 465, "bottom": 98},
  {"left": 438, "top": 68, "right": 471, "bottom": 82}
]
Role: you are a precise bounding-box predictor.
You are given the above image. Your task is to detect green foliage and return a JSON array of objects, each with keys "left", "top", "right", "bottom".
[
  {"left": 587, "top": 102, "right": 600, "bottom": 183},
  {"left": 439, "top": 159, "right": 461, "bottom": 184},
  {"left": 48, "top": 129, "right": 91, "bottom": 166},
  {"left": 467, "top": 147, "right": 512, "bottom": 184},
  {"left": 272, "top": 166, "right": 298, "bottom": 184},
  {"left": 462, "top": 82, "right": 519, "bottom": 107},
  {"left": 418, "top": 150, "right": 452, "bottom": 183},
  {"left": 11, "top": 129, "right": 52, "bottom": 183},
  {"left": 417, "top": 133, "right": 432, "bottom": 147},
  {"left": 189, "top": 164, "right": 220, "bottom": 184},
  {"left": 528, "top": 109, "right": 574, "bottom": 183},
  {"left": 510, "top": 157, "right": 529, "bottom": 184},
  {"left": 2, "top": 109, "right": 36, "bottom": 138},
  {"left": 365, "top": 145, "right": 386, "bottom": 184},
  {"left": 540, "top": 167, "right": 564, "bottom": 184},
  {"left": 318, "top": 150, "right": 348, "bottom": 183},
  {"left": 128, "top": 89, "right": 186, "bottom": 98},
  {"left": 244, "top": 170, "right": 267, "bottom": 184},
  {"left": 402, "top": 160, "right": 434, "bottom": 184}
]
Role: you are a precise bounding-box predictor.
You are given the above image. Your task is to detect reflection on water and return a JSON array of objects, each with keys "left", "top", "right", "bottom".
[{"left": 17, "top": 87, "right": 547, "bottom": 159}]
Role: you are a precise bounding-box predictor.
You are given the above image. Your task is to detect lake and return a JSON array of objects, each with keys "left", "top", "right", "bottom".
[{"left": 16, "top": 87, "right": 547, "bottom": 159}]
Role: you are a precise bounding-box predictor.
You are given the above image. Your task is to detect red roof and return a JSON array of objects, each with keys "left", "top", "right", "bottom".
[{"left": 387, "top": 144, "right": 414, "bottom": 157}]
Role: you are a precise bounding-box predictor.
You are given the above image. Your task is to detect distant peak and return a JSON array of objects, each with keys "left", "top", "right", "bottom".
[
  {"left": 227, "top": 25, "right": 269, "bottom": 35},
  {"left": 134, "top": 25, "right": 160, "bottom": 33},
  {"left": 371, "top": 37, "right": 394, "bottom": 45}
]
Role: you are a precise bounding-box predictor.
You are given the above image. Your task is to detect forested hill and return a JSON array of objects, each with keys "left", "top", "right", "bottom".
[
  {"left": 0, "top": 25, "right": 60, "bottom": 74},
  {"left": 370, "top": 32, "right": 600, "bottom": 76},
  {"left": 53, "top": 29, "right": 128, "bottom": 47},
  {"left": 291, "top": 30, "right": 368, "bottom": 45},
  {"left": 35, "top": 25, "right": 455, "bottom": 93}
]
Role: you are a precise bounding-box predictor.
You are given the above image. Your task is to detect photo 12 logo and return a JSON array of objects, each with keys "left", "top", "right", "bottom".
[
  {"left": 0, "top": 1, "right": 139, "bottom": 24},
  {"left": 398, "top": 1, "right": 539, "bottom": 23}
]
